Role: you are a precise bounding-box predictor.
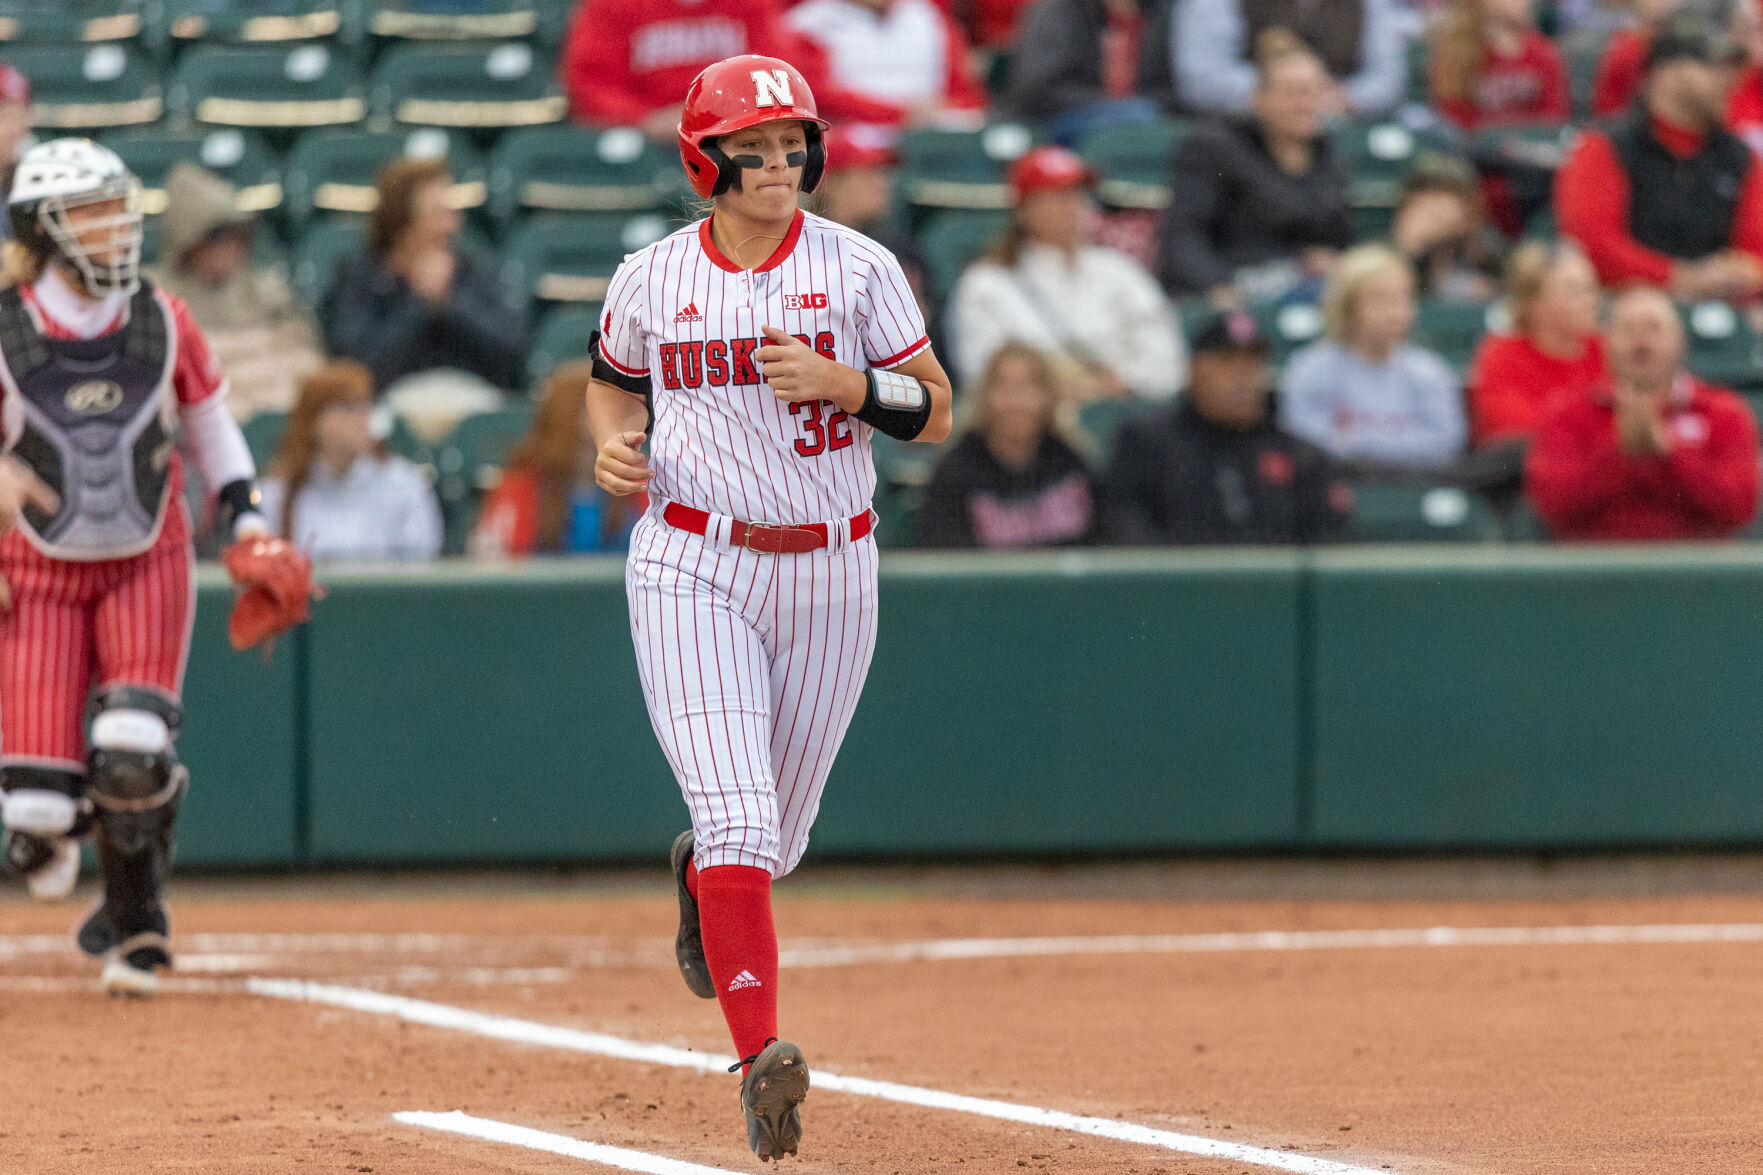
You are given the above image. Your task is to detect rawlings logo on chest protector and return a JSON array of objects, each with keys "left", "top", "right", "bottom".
[{"left": 65, "top": 379, "right": 124, "bottom": 415}]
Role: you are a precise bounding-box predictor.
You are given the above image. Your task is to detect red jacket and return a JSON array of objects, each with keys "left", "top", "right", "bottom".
[
  {"left": 1468, "top": 331, "right": 1606, "bottom": 447},
  {"left": 561, "top": 0, "right": 800, "bottom": 125},
  {"left": 1432, "top": 30, "right": 1568, "bottom": 131},
  {"left": 1728, "top": 64, "right": 1763, "bottom": 156},
  {"left": 1553, "top": 116, "right": 1763, "bottom": 286},
  {"left": 1592, "top": 28, "right": 1648, "bottom": 119},
  {"left": 1525, "top": 376, "right": 1760, "bottom": 540}
]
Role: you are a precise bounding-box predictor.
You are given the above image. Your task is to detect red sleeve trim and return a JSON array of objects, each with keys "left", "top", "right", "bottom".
[
  {"left": 870, "top": 335, "right": 931, "bottom": 369},
  {"left": 599, "top": 347, "right": 649, "bottom": 378}
]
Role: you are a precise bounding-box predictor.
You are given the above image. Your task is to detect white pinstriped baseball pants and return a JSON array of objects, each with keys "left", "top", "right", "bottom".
[{"left": 625, "top": 504, "right": 879, "bottom": 878}]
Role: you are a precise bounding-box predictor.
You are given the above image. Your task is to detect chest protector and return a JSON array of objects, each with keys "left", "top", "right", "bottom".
[
  {"left": 0, "top": 283, "right": 177, "bottom": 561},
  {"left": 1610, "top": 117, "right": 1750, "bottom": 263}
]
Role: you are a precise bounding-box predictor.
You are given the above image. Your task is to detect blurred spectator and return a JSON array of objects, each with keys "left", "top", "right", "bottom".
[
  {"left": 1526, "top": 284, "right": 1758, "bottom": 538},
  {"left": 1593, "top": 0, "right": 1687, "bottom": 116},
  {"left": 919, "top": 344, "right": 1097, "bottom": 547},
  {"left": 470, "top": 361, "right": 641, "bottom": 558},
  {"left": 257, "top": 361, "right": 443, "bottom": 563},
  {"left": 814, "top": 126, "right": 898, "bottom": 234},
  {"left": 951, "top": 146, "right": 1186, "bottom": 404},
  {"left": 965, "top": 0, "right": 1041, "bottom": 48},
  {"left": 1279, "top": 244, "right": 1469, "bottom": 470},
  {"left": 1429, "top": 0, "right": 1569, "bottom": 128},
  {"left": 0, "top": 63, "right": 28, "bottom": 225},
  {"left": 1003, "top": 0, "right": 1166, "bottom": 145},
  {"left": 1389, "top": 157, "right": 1504, "bottom": 302},
  {"left": 1157, "top": 32, "right": 1351, "bottom": 302},
  {"left": 785, "top": 0, "right": 987, "bottom": 132},
  {"left": 561, "top": 0, "right": 799, "bottom": 137},
  {"left": 1104, "top": 310, "right": 1351, "bottom": 543},
  {"left": 1556, "top": 16, "right": 1763, "bottom": 299},
  {"left": 321, "top": 158, "right": 527, "bottom": 437},
  {"left": 1725, "top": 0, "right": 1763, "bottom": 152},
  {"left": 1468, "top": 240, "right": 1606, "bottom": 447},
  {"left": 145, "top": 163, "right": 324, "bottom": 422},
  {"left": 1172, "top": 0, "right": 1406, "bottom": 116}
]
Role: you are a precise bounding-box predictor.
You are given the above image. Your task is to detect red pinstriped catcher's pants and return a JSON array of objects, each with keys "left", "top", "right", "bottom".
[{"left": 0, "top": 502, "right": 194, "bottom": 774}]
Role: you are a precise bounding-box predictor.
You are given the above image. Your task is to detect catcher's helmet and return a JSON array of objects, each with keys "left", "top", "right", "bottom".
[
  {"left": 8, "top": 138, "right": 144, "bottom": 297},
  {"left": 678, "top": 55, "right": 829, "bottom": 199}
]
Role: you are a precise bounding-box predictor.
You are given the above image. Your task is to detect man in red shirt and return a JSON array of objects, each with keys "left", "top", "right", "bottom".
[
  {"left": 1555, "top": 16, "right": 1763, "bottom": 301},
  {"left": 1526, "top": 285, "right": 1759, "bottom": 540},
  {"left": 560, "top": 0, "right": 800, "bottom": 136}
]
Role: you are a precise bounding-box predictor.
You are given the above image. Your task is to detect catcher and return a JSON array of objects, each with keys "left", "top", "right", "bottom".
[{"left": 0, "top": 139, "right": 317, "bottom": 996}]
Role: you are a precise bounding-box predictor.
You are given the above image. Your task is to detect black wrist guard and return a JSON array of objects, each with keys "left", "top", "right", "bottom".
[
  {"left": 216, "top": 478, "right": 260, "bottom": 534},
  {"left": 854, "top": 368, "right": 932, "bottom": 441}
]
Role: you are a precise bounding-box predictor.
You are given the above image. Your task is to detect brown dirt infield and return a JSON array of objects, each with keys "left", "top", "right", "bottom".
[{"left": 1, "top": 859, "right": 1761, "bottom": 1175}]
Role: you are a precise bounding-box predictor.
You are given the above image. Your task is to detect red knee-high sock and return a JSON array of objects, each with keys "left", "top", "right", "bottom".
[{"left": 696, "top": 864, "right": 778, "bottom": 1071}]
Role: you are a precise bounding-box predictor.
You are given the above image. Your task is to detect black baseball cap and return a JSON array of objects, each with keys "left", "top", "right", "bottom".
[
  {"left": 1190, "top": 309, "right": 1269, "bottom": 355},
  {"left": 1646, "top": 15, "right": 1744, "bottom": 70}
]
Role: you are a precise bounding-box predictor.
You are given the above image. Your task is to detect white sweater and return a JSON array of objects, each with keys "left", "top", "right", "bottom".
[
  {"left": 258, "top": 455, "right": 443, "bottom": 563},
  {"left": 950, "top": 242, "right": 1186, "bottom": 400}
]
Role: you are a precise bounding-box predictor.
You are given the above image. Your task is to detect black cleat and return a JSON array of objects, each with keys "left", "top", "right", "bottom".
[
  {"left": 734, "top": 1039, "right": 810, "bottom": 1162},
  {"left": 670, "top": 831, "right": 715, "bottom": 999}
]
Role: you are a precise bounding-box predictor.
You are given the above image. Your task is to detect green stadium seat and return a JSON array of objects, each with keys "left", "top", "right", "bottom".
[
  {"left": 169, "top": 44, "right": 367, "bottom": 129},
  {"left": 242, "top": 410, "right": 288, "bottom": 468},
  {"left": 1077, "top": 118, "right": 1191, "bottom": 210},
  {"left": 430, "top": 402, "right": 535, "bottom": 552},
  {"left": 365, "top": 0, "right": 542, "bottom": 41},
  {"left": 499, "top": 212, "right": 674, "bottom": 315},
  {"left": 0, "top": 1, "right": 144, "bottom": 44},
  {"left": 1467, "top": 123, "right": 1575, "bottom": 174},
  {"left": 898, "top": 123, "right": 1036, "bottom": 211},
  {"left": 488, "top": 124, "right": 680, "bottom": 222},
  {"left": 371, "top": 41, "right": 567, "bottom": 129},
  {"left": 9, "top": 44, "right": 162, "bottom": 132},
  {"left": 161, "top": 1, "right": 351, "bottom": 44},
  {"left": 527, "top": 304, "right": 601, "bottom": 388},
  {"left": 1561, "top": 29, "right": 1610, "bottom": 121},
  {"left": 869, "top": 433, "right": 935, "bottom": 547},
  {"left": 1333, "top": 117, "right": 1432, "bottom": 217},
  {"left": 1682, "top": 300, "right": 1763, "bottom": 392},
  {"left": 283, "top": 126, "right": 486, "bottom": 224},
  {"left": 1350, "top": 482, "right": 1503, "bottom": 542},
  {"left": 1254, "top": 300, "right": 1325, "bottom": 363},
  {"left": 1413, "top": 299, "right": 1500, "bottom": 375},
  {"left": 917, "top": 209, "right": 1009, "bottom": 300},
  {"left": 103, "top": 127, "right": 283, "bottom": 217},
  {"left": 1078, "top": 397, "right": 1161, "bottom": 457}
]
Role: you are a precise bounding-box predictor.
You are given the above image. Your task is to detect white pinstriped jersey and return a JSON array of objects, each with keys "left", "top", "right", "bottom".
[{"left": 598, "top": 208, "right": 929, "bottom": 524}]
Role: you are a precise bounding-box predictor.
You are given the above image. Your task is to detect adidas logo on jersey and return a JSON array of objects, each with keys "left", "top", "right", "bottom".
[
  {"left": 674, "top": 302, "right": 704, "bottom": 323},
  {"left": 727, "top": 969, "right": 762, "bottom": 991}
]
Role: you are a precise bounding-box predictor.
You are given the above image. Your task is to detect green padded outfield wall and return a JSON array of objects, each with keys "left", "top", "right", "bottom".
[
  {"left": 297, "top": 551, "right": 1303, "bottom": 861},
  {"left": 172, "top": 574, "right": 300, "bottom": 865},
  {"left": 1307, "top": 546, "right": 1763, "bottom": 847}
]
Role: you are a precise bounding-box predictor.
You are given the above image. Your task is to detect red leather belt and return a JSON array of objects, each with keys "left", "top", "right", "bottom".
[{"left": 661, "top": 502, "right": 873, "bottom": 554}]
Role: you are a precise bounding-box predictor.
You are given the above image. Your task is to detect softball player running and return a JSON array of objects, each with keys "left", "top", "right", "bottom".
[
  {"left": 586, "top": 54, "right": 953, "bottom": 1162},
  {"left": 0, "top": 139, "right": 316, "bottom": 996}
]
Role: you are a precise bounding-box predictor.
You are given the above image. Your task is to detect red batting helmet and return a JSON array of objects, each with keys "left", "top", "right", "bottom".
[{"left": 678, "top": 55, "right": 830, "bottom": 199}]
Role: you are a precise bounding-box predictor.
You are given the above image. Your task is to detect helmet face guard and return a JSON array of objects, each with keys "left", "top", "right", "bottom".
[{"left": 36, "top": 176, "right": 145, "bottom": 298}]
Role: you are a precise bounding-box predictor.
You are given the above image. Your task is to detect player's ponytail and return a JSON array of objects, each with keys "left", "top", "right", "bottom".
[{"left": 1, "top": 238, "right": 49, "bottom": 290}]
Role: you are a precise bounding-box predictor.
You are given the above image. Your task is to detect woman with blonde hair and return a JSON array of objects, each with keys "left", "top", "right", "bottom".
[
  {"left": 470, "top": 360, "right": 641, "bottom": 557},
  {"left": 1278, "top": 243, "right": 1468, "bottom": 470},
  {"left": 257, "top": 359, "right": 442, "bottom": 562},
  {"left": 1467, "top": 240, "right": 1605, "bottom": 447},
  {"left": 919, "top": 342, "right": 1097, "bottom": 548},
  {"left": 1430, "top": 0, "right": 1569, "bottom": 129}
]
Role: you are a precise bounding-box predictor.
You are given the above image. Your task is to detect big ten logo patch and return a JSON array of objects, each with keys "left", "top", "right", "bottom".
[{"left": 782, "top": 293, "right": 828, "bottom": 311}]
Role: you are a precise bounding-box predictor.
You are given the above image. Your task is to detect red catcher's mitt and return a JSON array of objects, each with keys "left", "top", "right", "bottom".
[{"left": 222, "top": 537, "right": 321, "bottom": 652}]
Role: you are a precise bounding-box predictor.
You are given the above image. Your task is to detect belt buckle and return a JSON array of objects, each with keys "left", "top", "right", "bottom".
[{"left": 742, "top": 523, "right": 783, "bottom": 554}]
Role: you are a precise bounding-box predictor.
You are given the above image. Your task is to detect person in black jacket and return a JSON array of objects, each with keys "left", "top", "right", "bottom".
[
  {"left": 1103, "top": 310, "right": 1350, "bottom": 544},
  {"left": 919, "top": 342, "right": 1098, "bottom": 548},
  {"left": 319, "top": 157, "right": 528, "bottom": 394},
  {"left": 1156, "top": 31, "right": 1352, "bottom": 302},
  {"left": 1003, "top": 0, "right": 1168, "bottom": 145}
]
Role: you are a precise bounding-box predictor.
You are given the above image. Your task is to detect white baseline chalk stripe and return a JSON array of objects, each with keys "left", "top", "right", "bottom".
[
  {"left": 396, "top": 1111, "right": 730, "bottom": 1174},
  {"left": 778, "top": 923, "right": 1763, "bottom": 966},
  {"left": 252, "top": 979, "right": 1391, "bottom": 1175}
]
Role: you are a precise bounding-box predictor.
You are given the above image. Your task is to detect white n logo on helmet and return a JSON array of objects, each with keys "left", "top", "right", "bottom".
[{"left": 751, "top": 69, "right": 794, "bottom": 108}]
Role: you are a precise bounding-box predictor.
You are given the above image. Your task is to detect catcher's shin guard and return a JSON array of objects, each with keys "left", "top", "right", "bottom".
[
  {"left": 76, "top": 687, "right": 184, "bottom": 976},
  {"left": 1, "top": 764, "right": 91, "bottom": 901}
]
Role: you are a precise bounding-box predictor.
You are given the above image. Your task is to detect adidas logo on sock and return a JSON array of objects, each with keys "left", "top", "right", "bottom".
[
  {"left": 727, "top": 969, "right": 762, "bottom": 991},
  {"left": 674, "top": 301, "right": 703, "bottom": 323}
]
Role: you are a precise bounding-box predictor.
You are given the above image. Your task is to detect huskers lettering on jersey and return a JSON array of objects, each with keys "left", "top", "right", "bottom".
[{"left": 598, "top": 209, "right": 929, "bottom": 525}]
